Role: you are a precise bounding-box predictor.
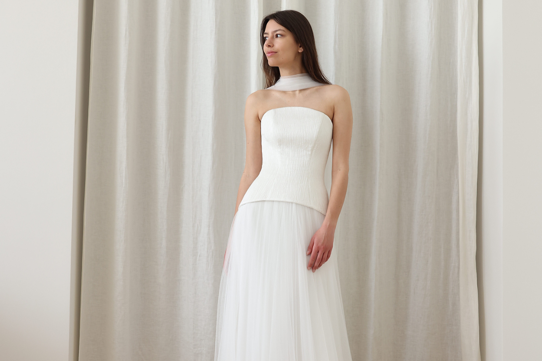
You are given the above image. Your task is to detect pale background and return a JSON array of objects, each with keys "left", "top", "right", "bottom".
[
  {"left": 0, "top": 0, "right": 539, "bottom": 360},
  {"left": 0, "top": 0, "right": 78, "bottom": 360}
]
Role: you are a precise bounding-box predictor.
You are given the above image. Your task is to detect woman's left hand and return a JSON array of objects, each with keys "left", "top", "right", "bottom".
[{"left": 306, "top": 223, "right": 335, "bottom": 272}]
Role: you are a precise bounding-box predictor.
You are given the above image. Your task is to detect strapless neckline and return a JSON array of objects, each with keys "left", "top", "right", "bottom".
[{"left": 261, "top": 106, "right": 333, "bottom": 125}]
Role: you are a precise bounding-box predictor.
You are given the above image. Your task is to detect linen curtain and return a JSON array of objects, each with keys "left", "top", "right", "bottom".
[{"left": 71, "top": 0, "right": 481, "bottom": 360}]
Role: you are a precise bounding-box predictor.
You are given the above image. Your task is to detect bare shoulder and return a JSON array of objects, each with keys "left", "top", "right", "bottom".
[
  {"left": 328, "top": 85, "right": 352, "bottom": 124},
  {"left": 320, "top": 84, "right": 350, "bottom": 108},
  {"left": 246, "top": 89, "right": 274, "bottom": 120},
  {"left": 327, "top": 84, "right": 350, "bottom": 103},
  {"left": 246, "top": 89, "right": 271, "bottom": 108},
  {"left": 246, "top": 89, "right": 262, "bottom": 104},
  {"left": 244, "top": 90, "right": 264, "bottom": 123}
]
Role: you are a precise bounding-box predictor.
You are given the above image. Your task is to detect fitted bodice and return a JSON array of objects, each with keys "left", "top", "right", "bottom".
[{"left": 239, "top": 106, "right": 333, "bottom": 216}]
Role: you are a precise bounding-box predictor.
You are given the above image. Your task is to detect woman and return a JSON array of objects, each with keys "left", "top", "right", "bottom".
[{"left": 215, "top": 9, "right": 353, "bottom": 361}]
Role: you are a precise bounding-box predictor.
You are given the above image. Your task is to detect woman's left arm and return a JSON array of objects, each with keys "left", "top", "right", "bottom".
[{"left": 306, "top": 86, "right": 353, "bottom": 272}]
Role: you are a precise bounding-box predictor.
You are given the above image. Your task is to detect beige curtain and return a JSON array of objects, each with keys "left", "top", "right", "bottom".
[{"left": 71, "top": 0, "right": 481, "bottom": 360}]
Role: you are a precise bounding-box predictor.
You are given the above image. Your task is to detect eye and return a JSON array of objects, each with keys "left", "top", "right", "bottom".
[{"left": 263, "top": 34, "right": 283, "bottom": 40}]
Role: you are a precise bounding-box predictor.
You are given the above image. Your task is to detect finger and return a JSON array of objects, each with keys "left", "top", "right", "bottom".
[
  {"left": 307, "top": 248, "right": 318, "bottom": 270},
  {"left": 320, "top": 251, "right": 329, "bottom": 266},
  {"left": 306, "top": 237, "right": 314, "bottom": 255},
  {"left": 322, "top": 250, "right": 330, "bottom": 264},
  {"left": 313, "top": 250, "right": 324, "bottom": 272},
  {"left": 325, "top": 247, "right": 332, "bottom": 262},
  {"left": 312, "top": 252, "right": 320, "bottom": 271}
]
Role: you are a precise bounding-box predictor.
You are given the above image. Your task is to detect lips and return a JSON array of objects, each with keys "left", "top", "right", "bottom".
[{"left": 266, "top": 51, "right": 276, "bottom": 56}]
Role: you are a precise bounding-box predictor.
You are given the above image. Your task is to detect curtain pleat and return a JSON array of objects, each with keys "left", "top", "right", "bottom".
[
  {"left": 71, "top": 0, "right": 480, "bottom": 360},
  {"left": 70, "top": 1, "right": 94, "bottom": 360}
]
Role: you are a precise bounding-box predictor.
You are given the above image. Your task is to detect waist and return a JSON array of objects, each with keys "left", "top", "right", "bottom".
[{"left": 239, "top": 167, "right": 329, "bottom": 216}]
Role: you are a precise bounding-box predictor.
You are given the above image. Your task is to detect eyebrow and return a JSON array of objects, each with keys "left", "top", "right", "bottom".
[{"left": 263, "top": 29, "right": 285, "bottom": 35}]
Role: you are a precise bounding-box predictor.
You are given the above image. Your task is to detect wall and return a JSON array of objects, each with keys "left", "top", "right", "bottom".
[
  {"left": 478, "top": 0, "right": 503, "bottom": 360},
  {"left": 0, "top": 1, "right": 78, "bottom": 359},
  {"left": 503, "top": 0, "right": 542, "bottom": 359}
]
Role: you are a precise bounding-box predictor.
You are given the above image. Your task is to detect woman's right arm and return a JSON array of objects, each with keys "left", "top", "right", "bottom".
[{"left": 234, "top": 92, "right": 263, "bottom": 215}]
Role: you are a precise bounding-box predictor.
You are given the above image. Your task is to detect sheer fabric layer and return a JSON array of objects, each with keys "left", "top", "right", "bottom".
[
  {"left": 265, "top": 72, "right": 326, "bottom": 91},
  {"left": 215, "top": 200, "right": 352, "bottom": 360}
]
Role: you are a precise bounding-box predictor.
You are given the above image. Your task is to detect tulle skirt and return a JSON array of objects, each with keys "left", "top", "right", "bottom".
[{"left": 214, "top": 200, "right": 352, "bottom": 361}]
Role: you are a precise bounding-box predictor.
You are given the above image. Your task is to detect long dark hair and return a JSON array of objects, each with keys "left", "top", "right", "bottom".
[{"left": 260, "top": 10, "right": 331, "bottom": 89}]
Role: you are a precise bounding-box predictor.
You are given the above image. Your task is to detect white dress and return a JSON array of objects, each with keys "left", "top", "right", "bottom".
[{"left": 214, "top": 73, "right": 352, "bottom": 361}]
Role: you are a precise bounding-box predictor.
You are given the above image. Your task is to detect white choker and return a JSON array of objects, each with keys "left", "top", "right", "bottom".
[{"left": 265, "top": 72, "right": 327, "bottom": 91}]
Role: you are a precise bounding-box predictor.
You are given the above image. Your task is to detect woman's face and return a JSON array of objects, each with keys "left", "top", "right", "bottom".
[{"left": 263, "top": 20, "right": 302, "bottom": 67}]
